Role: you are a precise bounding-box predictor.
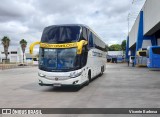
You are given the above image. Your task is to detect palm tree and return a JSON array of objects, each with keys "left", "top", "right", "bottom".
[
  {"left": 1, "top": 36, "right": 10, "bottom": 63},
  {"left": 20, "top": 39, "right": 27, "bottom": 64}
]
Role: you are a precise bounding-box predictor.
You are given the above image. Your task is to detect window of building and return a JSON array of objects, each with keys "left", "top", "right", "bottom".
[
  {"left": 11, "top": 51, "right": 17, "bottom": 54},
  {"left": 1, "top": 52, "right": 9, "bottom": 54}
]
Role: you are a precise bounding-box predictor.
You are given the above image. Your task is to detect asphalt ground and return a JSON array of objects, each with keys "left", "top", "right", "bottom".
[{"left": 0, "top": 63, "right": 160, "bottom": 117}]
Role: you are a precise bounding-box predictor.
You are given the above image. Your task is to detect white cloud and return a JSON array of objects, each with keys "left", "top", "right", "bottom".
[{"left": 0, "top": 0, "right": 145, "bottom": 52}]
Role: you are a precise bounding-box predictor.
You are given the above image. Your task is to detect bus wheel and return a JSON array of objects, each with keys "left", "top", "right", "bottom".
[
  {"left": 100, "top": 66, "right": 104, "bottom": 76},
  {"left": 85, "top": 71, "right": 91, "bottom": 86},
  {"left": 88, "top": 70, "right": 91, "bottom": 82}
]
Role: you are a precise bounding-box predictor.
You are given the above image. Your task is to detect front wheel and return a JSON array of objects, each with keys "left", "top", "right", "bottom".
[
  {"left": 100, "top": 66, "right": 104, "bottom": 76},
  {"left": 85, "top": 70, "right": 91, "bottom": 86},
  {"left": 88, "top": 71, "right": 91, "bottom": 82}
]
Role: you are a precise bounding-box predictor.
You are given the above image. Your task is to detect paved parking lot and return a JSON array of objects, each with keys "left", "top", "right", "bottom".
[{"left": 0, "top": 63, "right": 160, "bottom": 117}]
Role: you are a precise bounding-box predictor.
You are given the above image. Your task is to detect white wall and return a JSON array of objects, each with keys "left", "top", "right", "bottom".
[
  {"left": 142, "top": 40, "right": 151, "bottom": 48},
  {"left": 108, "top": 51, "right": 123, "bottom": 56},
  {"left": 129, "top": 0, "right": 160, "bottom": 48},
  {"left": 0, "top": 46, "right": 26, "bottom": 63},
  {"left": 143, "top": 0, "right": 160, "bottom": 35},
  {"left": 129, "top": 14, "right": 140, "bottom": 48}
]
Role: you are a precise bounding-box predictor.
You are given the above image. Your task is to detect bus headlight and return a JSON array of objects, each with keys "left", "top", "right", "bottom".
[
  {"left": 70, "top": 70, "right": 82, "bottom": 78},
  {"left": 38, "top": 73, "right": 46, "bottom": 77}
]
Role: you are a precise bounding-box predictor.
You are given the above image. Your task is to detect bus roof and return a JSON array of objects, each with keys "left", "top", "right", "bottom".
[{"left": 44, "top": 24, "right": 103, "bottom": 42}]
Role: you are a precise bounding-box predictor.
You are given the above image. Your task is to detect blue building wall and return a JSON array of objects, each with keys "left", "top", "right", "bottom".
[{"left": 126, "top": 10, "right": 158, "bottom": 65}]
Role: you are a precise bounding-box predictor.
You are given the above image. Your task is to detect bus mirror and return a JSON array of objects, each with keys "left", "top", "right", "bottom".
[
  {"left": 77, "top": 40, "right": 88, "bottom": 54},
  {"left": 29, "top": 41, "right": 40, "bottom": 54}
]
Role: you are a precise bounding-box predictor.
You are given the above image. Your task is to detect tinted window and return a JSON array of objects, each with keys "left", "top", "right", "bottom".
[
  {"left": 89, "top": 32, "right": 94, "bottom": 47},
  {"left": 11, "top": 51, "right": 17, "bottom": 54},
  {"left": 41, "top": 26, "right": 81, "bottom": 43},
  {"left": 152, "top": 48, "right": 160, "bottom": 55},
  {"left": 81, "top": 46, "right": 88, "bottom": 67},
  {"left": 1, "top": 52, "right": 9, "bottom": 54},
  {"left": 139, "top": 52, "right": 146, "bottom": 56},
  {"left": 39, "top": 48, "right": 81, "bottom": 71},
  {"left": 81, "top": 28, "right": 88, "bottom": 40}
]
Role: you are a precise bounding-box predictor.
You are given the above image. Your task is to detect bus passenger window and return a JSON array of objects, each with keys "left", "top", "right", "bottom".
[
  {"left": 152, "top": 48, "right": 160, "bottom": 55},
  {"left": 82, "top": 28, "right": 88, "bottom": 40},
  {"left": 81, "top": 46, "right": 88, "bottom": 67},
  {"left": 89, "top": 33, "right": 94, "bottom": 47}
]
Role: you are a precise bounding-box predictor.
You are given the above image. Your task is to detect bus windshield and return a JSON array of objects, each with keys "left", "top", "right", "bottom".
[
  {"left": 41, "top": 26, "right": 81, "bottom": 43},
  {"left": 39, "top": 48, "right": 80, "bottom": 71}
]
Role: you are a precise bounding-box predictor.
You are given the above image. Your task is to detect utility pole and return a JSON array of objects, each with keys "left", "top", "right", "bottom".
[{"left": 128, "top": 13, "right": 130, "bottom": 36}]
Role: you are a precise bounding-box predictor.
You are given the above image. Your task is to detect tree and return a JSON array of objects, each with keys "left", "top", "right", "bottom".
[
  {"left": 109, "top": 44, "right": 122, "bottom": 51},
  {"left": 1, "top": 36, "right": 10, "bottom": 63},
  {"left": 121, "top": 40, "right": 126, "bottom": 56},
  {"left": 105, "top": 44, "right": 109, "bottom": 52},
  {"left": 20, "top": 39, "right": 27, "bottom": 64},
  {"left": 121, "top": 40, "right": 126, "bottom": 51}
]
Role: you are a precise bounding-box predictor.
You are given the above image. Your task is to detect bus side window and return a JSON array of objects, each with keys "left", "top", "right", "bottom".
[
  {"left": 89, "top": 32, "right": 94, "bottom": 47},
  {"left": 81, "top": 27, "right": 88, "bottom": 40},
  {"left": 152, "top": 48, "right": 160, "bottom": 55},
  {"left": 33, "top": 58, "right": 37, "bottom": 61},
  {"left": 39, "top": 48, "right": 44, "bottom": 57},
  {"left": 81, "top": 46, "right": 88, "bottom": 67}
]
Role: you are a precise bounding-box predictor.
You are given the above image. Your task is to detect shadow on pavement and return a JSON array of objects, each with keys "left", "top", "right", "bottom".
[
  {"left": 21, "top": 82, "right": 82, "bottom": 92},
  {"left": 21, "top": 73, "right": 104, "bottom": 93}
]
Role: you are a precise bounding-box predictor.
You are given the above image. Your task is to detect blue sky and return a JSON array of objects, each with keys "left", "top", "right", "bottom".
[{"left": 0, "top": 0, "right": 145, "bottom": 53}]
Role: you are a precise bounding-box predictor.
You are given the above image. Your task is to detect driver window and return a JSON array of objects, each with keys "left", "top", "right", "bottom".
[{"left": 81, "top": 46, "right": 88, "bottom": 67}]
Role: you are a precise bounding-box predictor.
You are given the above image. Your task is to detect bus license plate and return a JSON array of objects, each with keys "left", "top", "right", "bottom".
[{"left": 53, "top": 84, "right": 61, "bottom": 87}]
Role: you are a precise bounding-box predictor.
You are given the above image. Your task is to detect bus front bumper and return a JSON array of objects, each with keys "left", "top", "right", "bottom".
[{"left": 38, "top": 75, "right": 85, "bottom": 87}]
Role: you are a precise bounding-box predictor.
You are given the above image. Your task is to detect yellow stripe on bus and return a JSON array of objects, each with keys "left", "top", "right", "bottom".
[
  {"left": 40, "top": 43, "right": 77, "bottom": 48},
  {"left": 77, "top": 40, "right": 88, "bottom": 54},
  {"left": 29, "top": 40, "right": 88, "bottom": 55},
  {"left": 29, "top": 41, "right": 41, "bottom": 54}
]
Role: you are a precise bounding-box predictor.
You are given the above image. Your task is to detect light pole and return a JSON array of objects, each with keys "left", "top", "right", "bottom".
[{"left": 128, "top": 13, "right": 130, "bottom": 36}]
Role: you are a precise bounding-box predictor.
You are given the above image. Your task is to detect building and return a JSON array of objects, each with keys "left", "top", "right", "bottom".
[
  {"left": 108, "top": 51, "right": 124, "bottom": 57},
  {"left": 126, "top": 0, "right": 160, "bottom": 64},
  {"left": 0, "top": 46, "right": 26, "bottom": 63},
  {"left": 107, "top": 51, "right": 124, "bottom": 63},
  {"left": 25, "top": 53, "right": 38, "bottom": 65}
]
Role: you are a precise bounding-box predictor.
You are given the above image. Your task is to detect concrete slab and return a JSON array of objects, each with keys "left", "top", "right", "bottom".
[{"left": 0, "top": 63, "right": 160, "bottom": 117}]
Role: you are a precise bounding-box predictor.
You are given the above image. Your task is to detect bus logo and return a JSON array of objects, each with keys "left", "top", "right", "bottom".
[
  {"left": 40, "top": 43, "right": 77, "bottom": 48},
  {"left": 55, "top": 78, "right": 58, "bottom": 81}
]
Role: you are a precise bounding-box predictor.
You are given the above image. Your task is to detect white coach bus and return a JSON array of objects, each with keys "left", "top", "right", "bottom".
[{"left": 30, "top": 24, "right": 107, "bottom": 87}]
